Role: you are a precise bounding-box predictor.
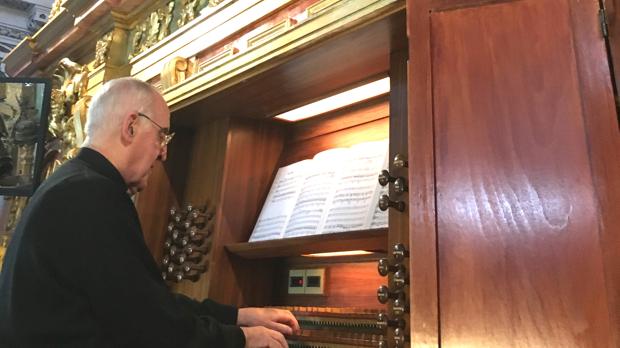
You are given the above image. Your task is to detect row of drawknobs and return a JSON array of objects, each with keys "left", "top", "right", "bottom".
[
  {"left": 376, "top": 244, "right": 410, "bottom": 348},
  {"left": 161, "top": 204, "right": 212, "bottom": 283},
  {"left": 377, "top": 153, "right": 410, "bottom": 348}
]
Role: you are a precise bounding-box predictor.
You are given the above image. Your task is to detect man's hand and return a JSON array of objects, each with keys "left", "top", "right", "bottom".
[
  {"left": 238, "top": 308, "right": 300, "bottom": 335},
  {"left": 241, "top": 326, "right": 288, "bottom": 348}
]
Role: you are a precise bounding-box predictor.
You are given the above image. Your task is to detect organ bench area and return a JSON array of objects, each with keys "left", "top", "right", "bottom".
[{"left": 136, "top": 9, "right": 411, "bottom": 348}]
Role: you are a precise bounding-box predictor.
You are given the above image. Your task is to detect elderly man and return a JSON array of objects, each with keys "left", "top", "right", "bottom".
[{"left": 0, "top": 77, "right": 298, "bottom": 347}]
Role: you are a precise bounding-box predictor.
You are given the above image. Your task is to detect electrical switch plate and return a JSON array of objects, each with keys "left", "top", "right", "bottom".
[
  {"left": 288, "top": 269, "right": 305, "bottom": 294},
  {"left": 304, "top": 268, "right": 325, "bottom": 294}
]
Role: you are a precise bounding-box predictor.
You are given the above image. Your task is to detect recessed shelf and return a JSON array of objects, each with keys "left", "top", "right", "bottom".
[{"left": 225, "top": 228, "right": 387, "bottom": 259}]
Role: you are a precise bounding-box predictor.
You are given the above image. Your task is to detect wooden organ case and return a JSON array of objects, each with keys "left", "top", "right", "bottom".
[
  {"left": 136, "top": 2, "right": 411, "bottom": 347},
  {"left": 6, "top": 0, "right": 617, "bottom": 346}
]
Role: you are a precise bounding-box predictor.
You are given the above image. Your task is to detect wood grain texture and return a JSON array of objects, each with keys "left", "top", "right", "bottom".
[
  {"left": 286, "top": 96, "right": 389, "bottom": 144},
  {"left": 407, "top": 0, "right": 441, "bottom": 345},
  {"left": 208, "top": 117, "right": 286, "bottom": 306},
  {"left": 570, "top": 0, "right": 620, "bottom": 344},
  {"left": 280, "top": 117, "right": 389, "bottom": 166},
  {"left": 432, "top": 0, "right": 616, "bottom": 346},
  {"left": 604, "top": 0, "right": 620, "bottom": 91}
]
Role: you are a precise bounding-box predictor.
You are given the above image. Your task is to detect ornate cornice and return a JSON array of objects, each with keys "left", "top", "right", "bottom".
[{"left": 2, "top": 0, "right": 140, "bottom": 76}]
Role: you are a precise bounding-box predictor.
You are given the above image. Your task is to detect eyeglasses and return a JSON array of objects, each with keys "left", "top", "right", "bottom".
[{"left": 137, "top": 112, "right": 174, "bottom": 147}]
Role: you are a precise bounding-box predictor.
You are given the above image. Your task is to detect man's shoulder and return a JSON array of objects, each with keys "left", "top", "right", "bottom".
[{"left": 35, "top": 159, "right": 124, "bottom": 203}]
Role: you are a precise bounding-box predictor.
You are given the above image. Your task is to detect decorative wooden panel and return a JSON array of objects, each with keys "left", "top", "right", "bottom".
[
  {"left": 208, "top": 117, "right": 286, "bottom": 306},
  {"left": 431, "top": 1, "right": 617, "bottom": 347}
]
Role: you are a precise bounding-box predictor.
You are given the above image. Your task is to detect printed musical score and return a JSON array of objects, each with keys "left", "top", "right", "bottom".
[{"left": 249, "top": 139, "right": 388, "bottom": 242}]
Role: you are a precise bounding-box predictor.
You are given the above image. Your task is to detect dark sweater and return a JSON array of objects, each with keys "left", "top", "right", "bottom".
[{"left": 0, "top": 147, "right": 245, "bottom": 347}]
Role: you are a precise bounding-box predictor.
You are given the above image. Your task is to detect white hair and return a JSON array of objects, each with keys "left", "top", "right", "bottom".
[{"left": 84, "top": 77, "right": 161, "bottom": 141}]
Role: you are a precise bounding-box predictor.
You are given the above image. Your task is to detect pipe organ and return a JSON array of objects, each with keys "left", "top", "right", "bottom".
[
  {"left": 6, "top": 0, "right": 618, "bottom": 346},
  {"left": 149, "top": 3, "right": 412, "bottom": 346}
]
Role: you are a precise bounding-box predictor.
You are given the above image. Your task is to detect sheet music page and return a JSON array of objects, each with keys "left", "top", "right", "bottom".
[
  {"left": 319, "top": 139, "right": 389, "bottom": 233},
  {"left": 283, "top": 148, "right": 348, "bottom": 238},
  {"left": 249, "top": 160, "right": 312, "bottom": 241}
]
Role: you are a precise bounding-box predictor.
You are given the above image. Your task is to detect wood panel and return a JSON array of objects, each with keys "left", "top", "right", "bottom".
[
  {"left": 407, "top": 0, "right": 440, "bottom": 345},
  {"left": 387, "top": 48, "right": 409, "bottom": 277},
  {"left": 286, "top": 96, "right": 389, "bottom": 143},
  {"left": 169, "top": 117, "right": 231, "bottom": 299},
  {"left": 274, "top": 260, "right": 386, "bottom": 309},
  {"left": 208, "top": 117, "right": 286, "bottom": 306},
  {"left": 570, "top": 0, "right": 620, "bottom": 343},
  {"left": 136, "top": 127, "right": 194, "bottom": 263},
  {"left": 432, "top": 1, "right": 617, "bottom": 347},
  {"left": 281, "top": 117, "right": 389, "bottom": 166},
  {"left": 604, "top": 0, "right": 620, "bottom": 93}
]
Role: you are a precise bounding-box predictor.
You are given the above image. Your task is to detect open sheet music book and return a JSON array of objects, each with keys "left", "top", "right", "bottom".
[{"left": 249, "top": 139, "right": 389, "bottom": 242}]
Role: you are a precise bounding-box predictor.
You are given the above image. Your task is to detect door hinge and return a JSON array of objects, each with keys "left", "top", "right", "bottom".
[{"left": 600, "top": 7, "right": 609, "bottom": 38}]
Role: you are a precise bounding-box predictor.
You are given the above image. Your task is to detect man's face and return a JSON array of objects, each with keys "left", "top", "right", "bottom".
[{"left": 127, "top": 99, "right": 170, "bottom": 194}]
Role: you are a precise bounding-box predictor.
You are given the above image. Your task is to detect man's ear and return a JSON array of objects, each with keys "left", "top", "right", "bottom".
[{"left": 121, "top": 113, "right": 138, "bottom": 144}]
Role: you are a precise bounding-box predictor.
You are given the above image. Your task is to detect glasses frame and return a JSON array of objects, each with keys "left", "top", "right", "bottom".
[{"left": 137, "top": 112, "right": 174, "bottom": 147}]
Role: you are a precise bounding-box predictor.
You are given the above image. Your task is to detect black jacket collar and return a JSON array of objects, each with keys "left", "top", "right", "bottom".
[{"left": 75, "top": 147, "right": 128, "bottom": 192}]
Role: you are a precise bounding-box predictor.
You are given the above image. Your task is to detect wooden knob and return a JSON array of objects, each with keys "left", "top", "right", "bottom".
[
  {"left": 377, "top": 285, "right": 403, "bottom": 304},
  {"left": 393, "top": 298, "right": 408, "bottom": 316},
  {"left": 377, "top": 312, "right": 406, "bottom": 329},
  {"left": 393, "top": 154, "right": 408, "bottom": 168},
  {"left": 392, "top": 243, "right": 409, "bottom": 261},
  {"left": 393, "top": 270, "right": 409, "bottom": 289},
  {"left": 378, "top": 258, "right": 404, "bottom": 276},
  {"left": 378, "top": 169, "right": 396, "bottom": 186},
  {"left": 394, "top": 177, "right": 408, "bottom": 193},
  {"left": 379, "top": 195, "right": 405, "bottom": 212}
]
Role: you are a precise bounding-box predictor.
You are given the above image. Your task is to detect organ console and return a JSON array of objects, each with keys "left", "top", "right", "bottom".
[
  {"left": 273, "top": 306, "right": 387, "bottom": 348},
  {"left": 376, "top": 152, "right": 410, "bottom": 347},
  {"left": 146, "top": 8, "right": 412, "bottom": 346}
]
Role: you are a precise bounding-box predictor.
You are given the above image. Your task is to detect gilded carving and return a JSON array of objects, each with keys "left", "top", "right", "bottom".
[
  {"left": 49, "top": 0, "right": 63, "bottom": 19},
  {"left": 93, "top": 32, "right": 113, "bottom": 69},
  {"left": 177, "top": 0, "right": 199, "bottom": 28},
  {"left": 145, "top": 12, "right": 161, "bottom": 48},
  {"left": 158, "top": 1, "right": 175, "bottom": 41},
  {"left": 5, "top": 196, "right": 27, "bottom": 235},
  {"left": 161, "top": 56, "right": 197, "bottom": 90},
  {"left": 46, "top": 58, "right": 90, "bottom": 176},
  {"left": 129, "top": 22, "right": 147, "bottom": 59},
  {"left": 208, "top": 0, "right": 226, "bottom": 6}
]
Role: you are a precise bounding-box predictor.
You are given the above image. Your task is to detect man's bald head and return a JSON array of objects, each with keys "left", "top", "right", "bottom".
[{"left": 84, "top": 77, "right": 162, "bottom": 143}]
